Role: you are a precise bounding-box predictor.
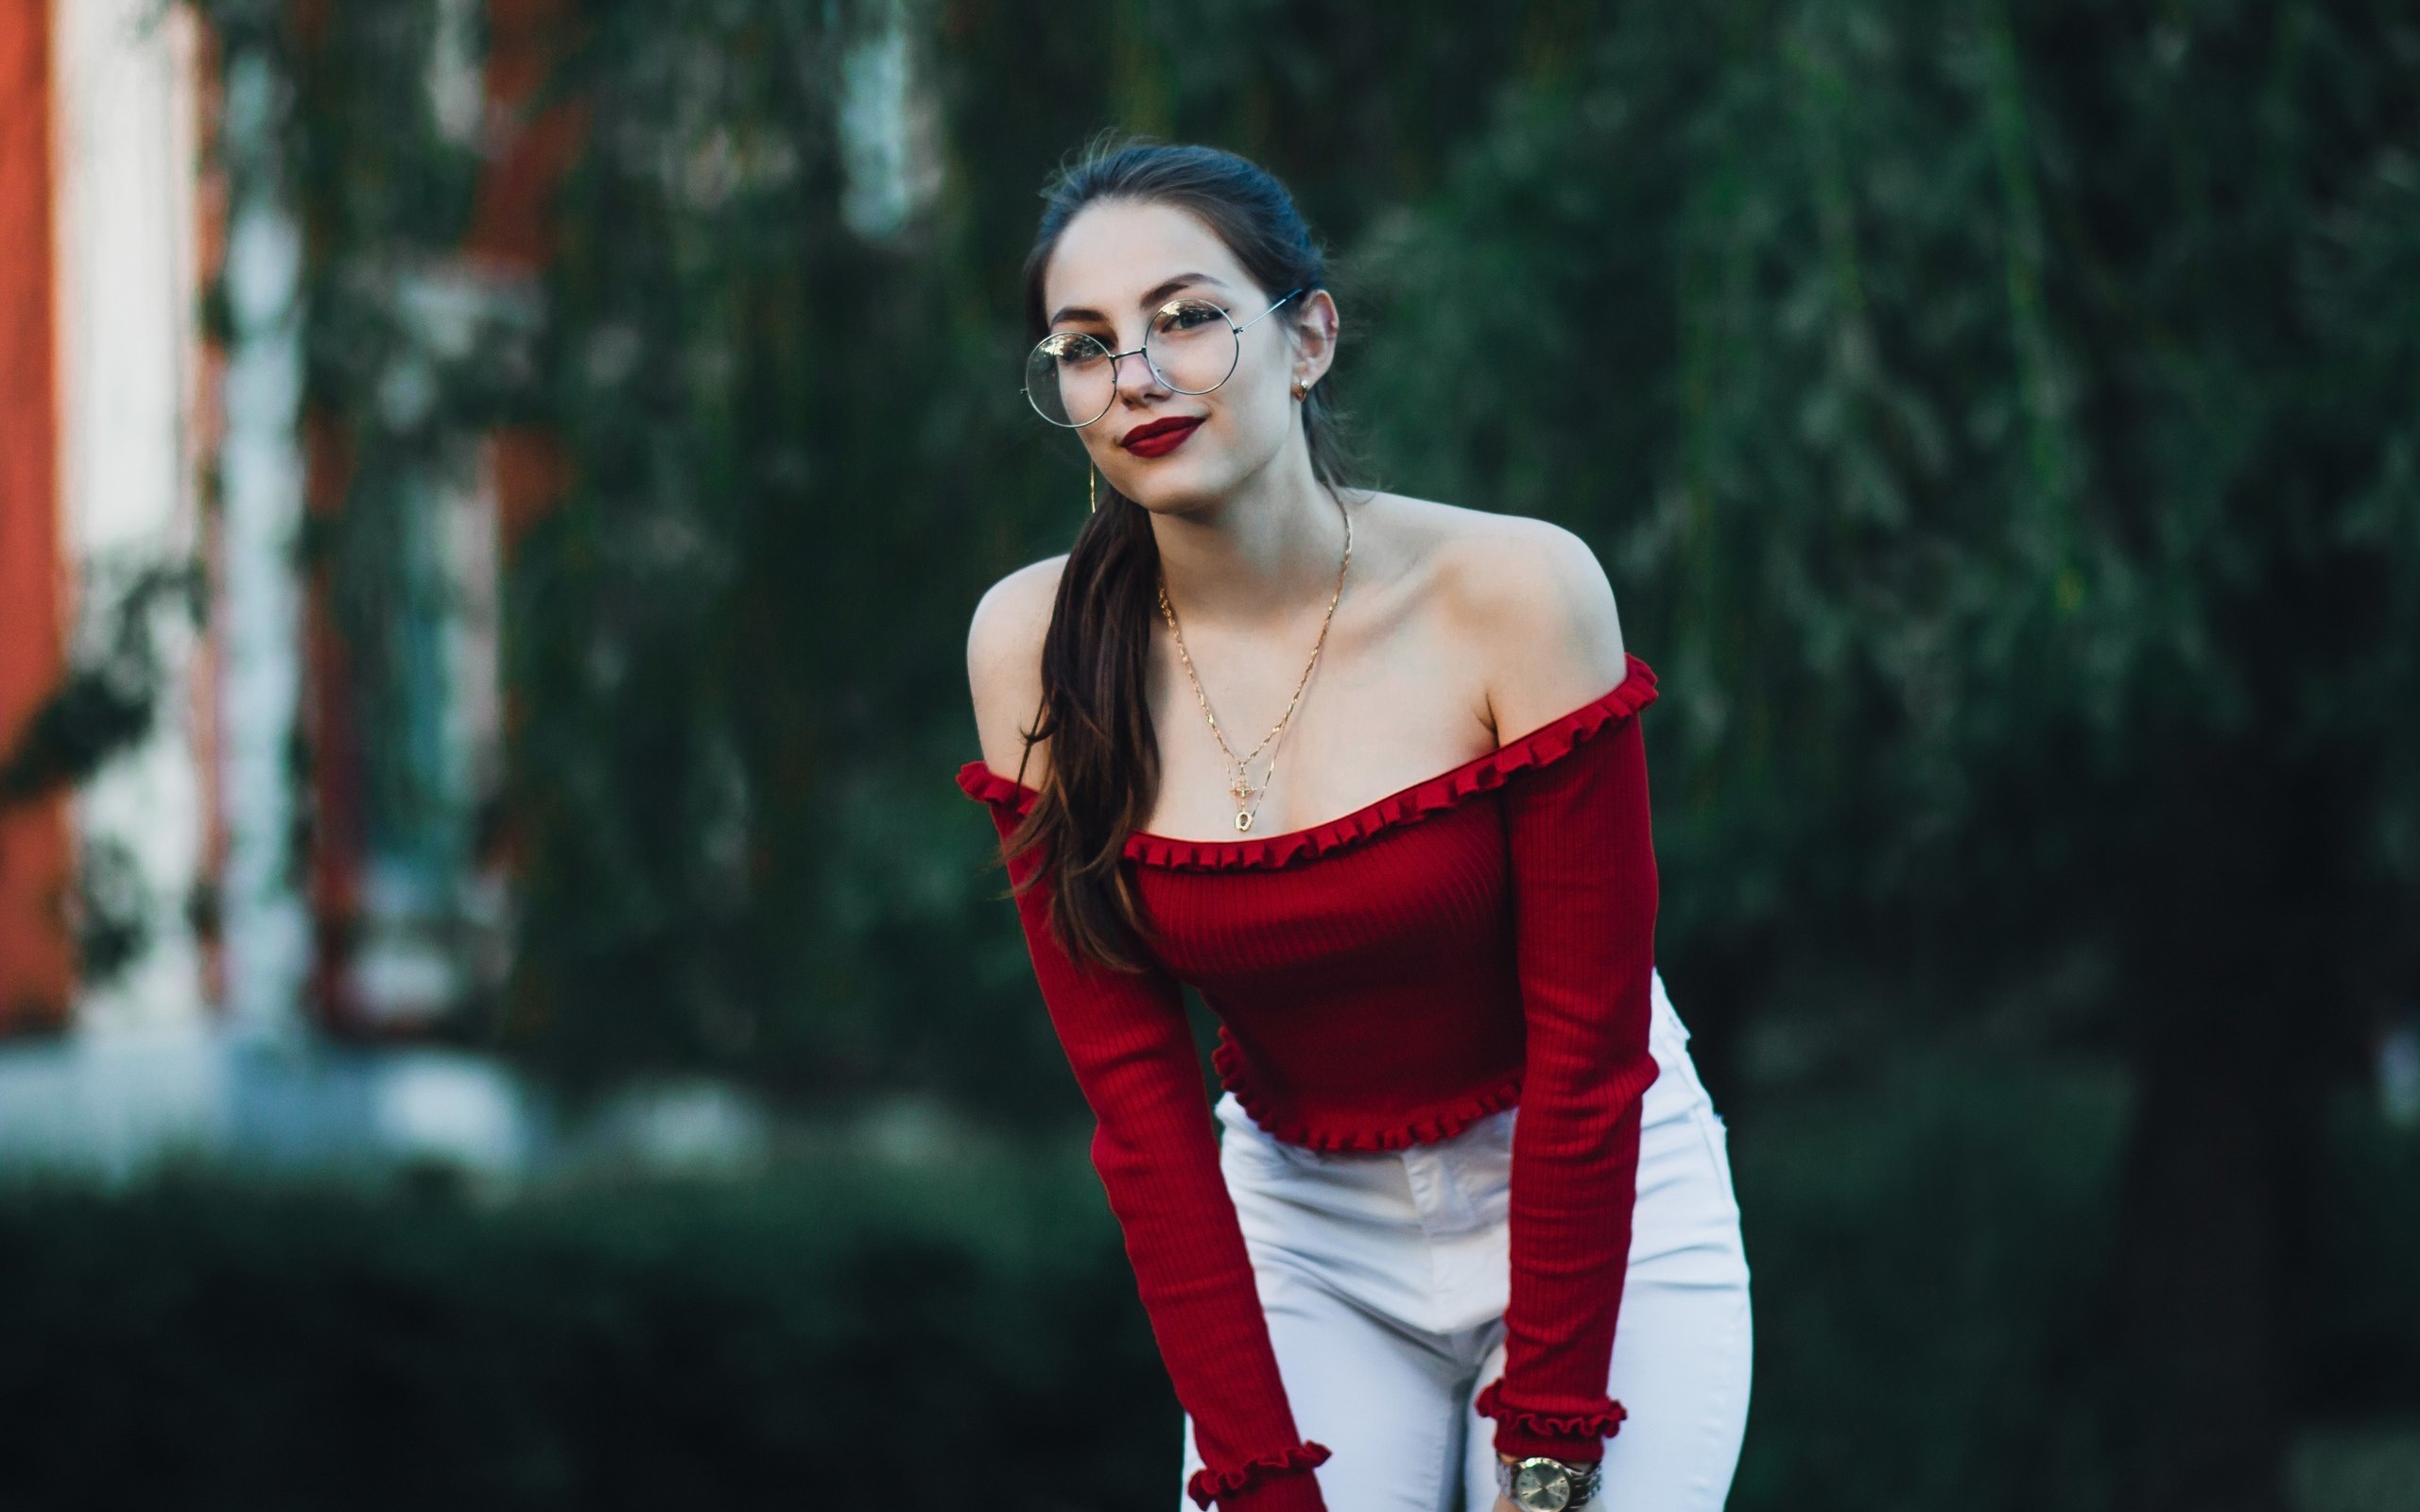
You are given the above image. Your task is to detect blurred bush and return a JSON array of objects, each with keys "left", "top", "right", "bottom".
[
  {"left": 5, "top": 1063, "right": 2414, "bottom": 1511},
  {"left": 0, "top": 1137, "right": 1174, "bottom": 1511}
]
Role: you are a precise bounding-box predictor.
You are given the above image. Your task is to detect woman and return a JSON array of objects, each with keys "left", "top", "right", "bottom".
[{"left": 959, "top": 142, "right": 1752, "bottom": 1512}]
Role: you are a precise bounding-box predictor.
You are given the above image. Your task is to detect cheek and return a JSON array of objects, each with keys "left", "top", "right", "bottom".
[{"left": 1209, "top": 381, "right": 1297, "bottom": 470}]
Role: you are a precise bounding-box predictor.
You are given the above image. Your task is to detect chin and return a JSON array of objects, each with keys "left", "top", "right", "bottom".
[
  {"left": 1130, "top": 483, "right": 1228, "bottom": 518},
  {"left": 1114, "top": 437, "right": 1284, "bottom": 515},
  {"left": 1115, "top": 457, "right": 1236, "bottom": 516}
]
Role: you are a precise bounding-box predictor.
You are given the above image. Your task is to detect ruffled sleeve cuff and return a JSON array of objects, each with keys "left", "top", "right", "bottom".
[
  {"left": 1186, "top": 1440, "right": 1332, "bottom": 1511},
  {"left": 1476, "top": 1379, "right": 1627, "bottom": 1462}
]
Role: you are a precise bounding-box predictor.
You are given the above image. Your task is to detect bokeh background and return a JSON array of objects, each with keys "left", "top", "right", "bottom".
[{"left": 1, "top": 2, "right": 2416, "bottom": 1509}]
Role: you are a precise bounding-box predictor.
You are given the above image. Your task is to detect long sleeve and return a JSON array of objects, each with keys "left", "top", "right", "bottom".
[
  {"left": 965, "top": 782, "right": 1330, "bottom": 1512},
  {"left": 1478, "top": 701, "right": 1662, "bottom": 1463}
]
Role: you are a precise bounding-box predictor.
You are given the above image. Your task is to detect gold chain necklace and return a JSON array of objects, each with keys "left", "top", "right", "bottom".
[{"left": 1156, "top": 495, "right": 1353, "bottom": 833}]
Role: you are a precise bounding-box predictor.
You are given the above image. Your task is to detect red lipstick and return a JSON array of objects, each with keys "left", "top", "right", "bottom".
[{"left": 1121, "top": 416, "right": 1205, "bottom": 458}]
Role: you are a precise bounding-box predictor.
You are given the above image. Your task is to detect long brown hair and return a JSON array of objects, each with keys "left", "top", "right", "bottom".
[{"left": 1011, "top": 141, "right": 1357, "bottom": 970}]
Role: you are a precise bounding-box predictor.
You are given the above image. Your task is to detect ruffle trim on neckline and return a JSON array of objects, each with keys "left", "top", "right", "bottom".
[
  {"left": 1184, "top": 1439, "right": 1332, "bottom": 1509},
  {"left": 955, "top": 653, "right": 1656, "bottom": 872},
  {"left": 1474, "top": 1380, "right": 1630, "bottom": 1440},
  {"left": 1214, "top": 1035, "right": 1524, "bottom": 1152}
]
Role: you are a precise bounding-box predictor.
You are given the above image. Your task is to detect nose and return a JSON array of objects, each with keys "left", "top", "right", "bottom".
[{"left": 1110, "top": 342, "right": 1168, "bottom": 406}]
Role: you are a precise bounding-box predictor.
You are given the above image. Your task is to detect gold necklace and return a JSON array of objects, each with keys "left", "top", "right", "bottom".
[{"left": 1156, "top": 495, "right": 1353, "bottom": 833}]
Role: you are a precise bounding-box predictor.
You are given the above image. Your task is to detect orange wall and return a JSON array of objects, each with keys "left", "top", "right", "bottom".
[
  {"left": 464, "top": 0, "right": 582, "bottom": 271},
  {"left": 0, "top": 0, "right": 72, "bottom": 1028},
  {"left": 474, "top": 0, "right": 579, "bottom": 549}
]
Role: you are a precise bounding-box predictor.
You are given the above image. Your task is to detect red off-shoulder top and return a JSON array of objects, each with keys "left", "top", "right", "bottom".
[{"left": 956, "top": 652, "right": 1663, "bottom": 1511}]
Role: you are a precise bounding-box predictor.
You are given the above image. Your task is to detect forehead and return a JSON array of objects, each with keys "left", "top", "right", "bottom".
[{"left": 1044, "top": 199, "right": 1260, "bottom": 319}]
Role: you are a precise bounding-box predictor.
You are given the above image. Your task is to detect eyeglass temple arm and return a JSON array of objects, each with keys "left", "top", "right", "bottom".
[{"left": 1234, "top": 286, "right": 1307, "bottom": 332}]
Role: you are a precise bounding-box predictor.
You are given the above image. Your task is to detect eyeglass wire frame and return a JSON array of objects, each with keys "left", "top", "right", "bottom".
[{"left": 1022, "top": 286, "right": 1309, "bottom": 429}]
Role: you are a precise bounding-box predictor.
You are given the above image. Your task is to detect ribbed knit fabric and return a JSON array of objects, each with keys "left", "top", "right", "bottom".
[{"left": 958, "top": 653, "right": 1663, "bottom": 1503}]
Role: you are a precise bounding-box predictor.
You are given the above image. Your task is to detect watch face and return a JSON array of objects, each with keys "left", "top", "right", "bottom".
[{"left": 1510, "top": 1461, "right": 1573, "bottom": 1512}]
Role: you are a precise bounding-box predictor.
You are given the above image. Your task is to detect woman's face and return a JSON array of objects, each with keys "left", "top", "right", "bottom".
[{"left": 1039, "top": 198, "right": 1335, "bottom": 515}]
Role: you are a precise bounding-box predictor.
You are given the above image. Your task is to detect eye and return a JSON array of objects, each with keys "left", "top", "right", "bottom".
[
  {"left": 1155, "top": 300, "right": 1226, "bottom": 332},
  {"left": 1041, "top": 332, "right": 1107, "bottom": 366}
]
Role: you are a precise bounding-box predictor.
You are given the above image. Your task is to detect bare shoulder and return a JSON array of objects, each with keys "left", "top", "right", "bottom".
[
  {"left": 1384, "top": 496, "right": 1627, "bottom": 740},
  {"left": 966, "top": 556, "right": 1066, "bottom": 782}
]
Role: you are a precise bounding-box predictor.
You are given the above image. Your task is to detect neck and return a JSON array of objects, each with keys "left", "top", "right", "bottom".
[{"left": 1150, "top": 439, "right": 1345, "bottom": 624}]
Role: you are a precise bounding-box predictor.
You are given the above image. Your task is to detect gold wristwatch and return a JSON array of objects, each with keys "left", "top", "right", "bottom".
[{"left": 1495, "top": 1454, "right": 1602, "bottom": 1512}]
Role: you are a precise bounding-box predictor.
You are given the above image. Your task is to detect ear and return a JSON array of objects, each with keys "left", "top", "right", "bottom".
[{"left": 1288, "top": 289, "right": 1341, "bottom": 389}]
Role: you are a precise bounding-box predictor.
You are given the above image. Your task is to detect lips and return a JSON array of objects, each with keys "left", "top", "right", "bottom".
[{"left": 1120, "top": 416, "right": 1205, "bottom": 458}]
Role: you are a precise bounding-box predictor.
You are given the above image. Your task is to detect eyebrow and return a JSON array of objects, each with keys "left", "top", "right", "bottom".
[{"left": 1049, "top": 272, "right": 1232, "bottom": 328}]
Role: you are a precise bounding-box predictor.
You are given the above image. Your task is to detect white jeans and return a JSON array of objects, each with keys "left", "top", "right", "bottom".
[{"left": 1179, "top": 970, "right": 1753, "bottom": 1512}]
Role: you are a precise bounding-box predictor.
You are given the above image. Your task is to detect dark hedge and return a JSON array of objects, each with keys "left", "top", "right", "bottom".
[
  {"left": 4, "top": 1065, "right": 2411, "bottom": 1512},
  {"left": 0, "top": 1149, "right": 1169, "bottom": 1512}
]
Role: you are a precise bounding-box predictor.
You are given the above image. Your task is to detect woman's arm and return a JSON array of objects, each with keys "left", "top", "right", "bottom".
[
  {"left": 962, "top": 572, "right": 1330, "bottom": 1512},
  {"left": 1454, "top": 524, "right": 1661, "bottom": 1465}
]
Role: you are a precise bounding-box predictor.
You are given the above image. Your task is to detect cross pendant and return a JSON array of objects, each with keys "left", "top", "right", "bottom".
[{"left": 1229, "top": 765, "right": 1260, "bottom": 832}]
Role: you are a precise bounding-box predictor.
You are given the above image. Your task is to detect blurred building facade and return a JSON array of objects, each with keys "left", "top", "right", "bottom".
[
  {"left": 3, "top": 0, "right": 220, "bottom": 1040},
  {"left": 0, "top": 0, "right": 548, "bottom": 1177},
  {"left": 0, "top": 0, "right": 841, "bottom": 1182}
]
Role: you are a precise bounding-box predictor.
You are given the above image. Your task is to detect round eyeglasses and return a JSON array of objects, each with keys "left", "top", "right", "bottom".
[{"left": 1023, "top": 288, "right": 1305, "bottom": 428}]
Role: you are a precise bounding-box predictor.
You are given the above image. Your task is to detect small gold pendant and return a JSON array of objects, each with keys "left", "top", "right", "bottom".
[{"left": 1236, "top": 811, "right": 1253, "bottom": 833}]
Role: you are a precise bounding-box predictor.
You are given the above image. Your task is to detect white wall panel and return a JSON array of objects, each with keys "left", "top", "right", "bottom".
[{"left": 52, "top": 0, "right": 207, "bottom": 1032}]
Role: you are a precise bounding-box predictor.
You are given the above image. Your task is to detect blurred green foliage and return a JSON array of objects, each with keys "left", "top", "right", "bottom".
[{"left": 1357, "top": 0, "right": 2420, "bottom": 1022}]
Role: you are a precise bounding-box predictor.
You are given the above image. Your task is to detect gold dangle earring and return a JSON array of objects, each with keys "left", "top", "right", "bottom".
[{"left": 1088, "top": 468, "right": 1098, "bottom": 514}]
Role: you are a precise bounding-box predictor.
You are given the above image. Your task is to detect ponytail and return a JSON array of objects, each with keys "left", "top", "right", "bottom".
[{"left": 1009, "top": 481, "right": 1163, "bottom": 968}]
